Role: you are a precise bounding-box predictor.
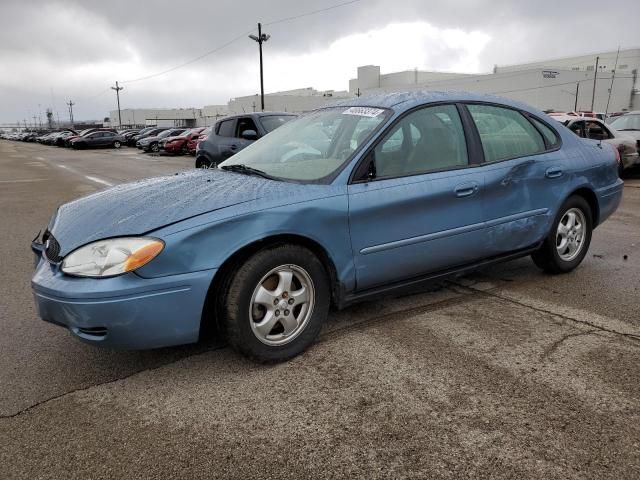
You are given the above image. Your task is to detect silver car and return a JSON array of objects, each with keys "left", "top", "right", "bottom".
[{"left": 553, "top": 115, "right": 639, "bottom": 175}]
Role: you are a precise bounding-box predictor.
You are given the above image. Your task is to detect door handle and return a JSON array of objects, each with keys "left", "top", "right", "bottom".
[
  {"left": 545, "top": 167, "right": 563, "bottom": 179},
  {"left": 230, "top": 144, "right": 238, "bottom": 150},
  {"left": 454, "top": 182, "right": 479, "bottom": 198}
]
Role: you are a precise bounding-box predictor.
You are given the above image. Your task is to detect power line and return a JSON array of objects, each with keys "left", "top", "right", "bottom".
[
  {"left": 263, "top": 0, "right": 365, "bottom": 26},
  {"left": 490, "top": 74, "right": 634, "bottom": 95},
  {"left": 120, "top": 29, "right": 254, "bottom": 84},
  {"left": 119, "top": 0, "right": 367, "bottom": 85}
]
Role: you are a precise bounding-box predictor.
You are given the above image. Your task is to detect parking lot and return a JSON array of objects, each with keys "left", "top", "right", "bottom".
[{"left": 1, "top": 140, "right": 639, "bottom": 479}]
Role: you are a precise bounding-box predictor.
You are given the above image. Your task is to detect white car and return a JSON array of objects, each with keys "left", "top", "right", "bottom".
[{"left": 552, "top": 115, "right": 639, "bottom": 175}]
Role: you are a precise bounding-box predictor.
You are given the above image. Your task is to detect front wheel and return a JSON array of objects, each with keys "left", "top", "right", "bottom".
[
  {"left": 195, "top": 157, "right": 211, "bottom": 169},
  {"left": 113, "top": 141, "right": 121, "bottom": 149},
  {"left": 221, "top": 245, "right": 330, "bottom": 362},
  {"left": 532, "top": 195, "right": 593, "bottom": 274},
  {"left": 150, "top": 142, "right": 159, "bottom": 153}
]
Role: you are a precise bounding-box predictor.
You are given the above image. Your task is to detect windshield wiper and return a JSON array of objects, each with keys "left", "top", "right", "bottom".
[
  {"left": 220, "top": 164, "right": 279, "bottom": 181},
  {"left": 616, "top": 128, "right": 640, "bottom": 131}
]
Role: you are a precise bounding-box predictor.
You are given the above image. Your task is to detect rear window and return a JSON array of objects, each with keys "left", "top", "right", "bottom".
[
  {"left": 467, "top": 104, "right": 545, "bottom": 163},
  {"left": 260, "top": 115, "right": 296, "bottom": 133}
]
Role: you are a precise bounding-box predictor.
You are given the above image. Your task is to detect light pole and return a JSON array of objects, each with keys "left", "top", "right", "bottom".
[
  {"left": 67, "top": 100, "right": 75, "bottom": 128},
  {"left": 249, "top": 23, "right": 270, "bottom": 111},
  {"left": 111, "top": 81, "right": 124, "bottom": 128}
]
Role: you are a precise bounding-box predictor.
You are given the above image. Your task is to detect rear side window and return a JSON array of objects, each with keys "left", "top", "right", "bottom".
[
  {"left": 217, "top": 120, "right": 234, "bottom": 137},
  {"left": 467, "top": 104, "right": 545, "bottom": 163},
  {"left": 529, "top": 117, "right": 559, "bottom": 146}
]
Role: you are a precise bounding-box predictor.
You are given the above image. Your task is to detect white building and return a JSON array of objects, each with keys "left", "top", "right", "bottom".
[
  {"left": 227, "top": 87, "right": 351, "bottom": 114},
  {"left": 349, "top": 48, "right": 640, "bottom": 113},
  {"left": 108, "top": 105, "right": 228, "bottom": 128},
  {"left": 107, "top": 48, "right": 639, "bottom": 128}
]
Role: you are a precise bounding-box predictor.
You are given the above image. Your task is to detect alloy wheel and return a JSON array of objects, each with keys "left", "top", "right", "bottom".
[
  {"left": 556, "top": 207, "right": 586, "bottom": 261},
  {"left": 249, "top": 265, "right": 315, "bottom": 346}
]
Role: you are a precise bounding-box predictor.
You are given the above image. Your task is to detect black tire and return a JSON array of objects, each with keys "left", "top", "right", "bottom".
[
  {"left": 195, "top": 157, "right": 211, "bottom": 169},
  {"left": 532, "top": 195, "right": 593, "bottom": 274},
  {"left": 221, "top": 245, "right": 330, "bottom": 362},
  {"left": 113, "top": 140, "right": 121, "bottom": 149}
]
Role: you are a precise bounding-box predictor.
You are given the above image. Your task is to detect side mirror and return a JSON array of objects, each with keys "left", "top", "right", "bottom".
[{"left": 241, "top": 129, "right": 258, "bottom": 140}]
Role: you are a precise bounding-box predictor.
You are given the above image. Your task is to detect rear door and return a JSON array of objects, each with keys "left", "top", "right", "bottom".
[
  {"left": 348, "top": 103, "right": 487, "bottom": 290},
  {"left": 465, "top": 103, "right": 565, "bottom": 255},
  {"left": 214, "top": 118, "right": 238, "bottom": 161}
]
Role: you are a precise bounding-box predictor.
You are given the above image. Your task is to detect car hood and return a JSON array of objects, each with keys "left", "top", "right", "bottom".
[{"left": 48, "top": 169, "right": 323, "bottom": 256}]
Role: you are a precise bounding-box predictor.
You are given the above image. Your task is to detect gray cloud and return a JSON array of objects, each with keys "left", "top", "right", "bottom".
[{"left": 1, "top": 0, "right": 637, "bottom": 124}]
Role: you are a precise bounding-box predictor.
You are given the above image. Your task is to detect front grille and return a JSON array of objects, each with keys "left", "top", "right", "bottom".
[{"left": 43, "top": 230, "right": 63, "bottom": 263}]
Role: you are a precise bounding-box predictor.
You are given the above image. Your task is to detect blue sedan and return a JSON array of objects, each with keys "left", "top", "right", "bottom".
[{"left": 31, "top": 91, "right": 623, "bottom": 362}]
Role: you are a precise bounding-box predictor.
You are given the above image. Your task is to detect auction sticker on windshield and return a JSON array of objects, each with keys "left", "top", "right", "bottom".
[{"left": 342, "top": 107, "right": 385, "bottom": 117}]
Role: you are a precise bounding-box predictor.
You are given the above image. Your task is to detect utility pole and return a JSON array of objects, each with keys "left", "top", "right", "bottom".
[
  {"left": 111, "top": 81, "right": 123, "bottom": 127},
  {"left": 604, "top": 47, "right": 621, "bottom": 118},
  {"left": 67, "top": 100, "right": 75, "bottom": 128},
  {"left": 249, "top": 23, "right": 270, "bottom": 111},
  {"left": 590, "top": 56, "right": 599, "bottom": 111}
]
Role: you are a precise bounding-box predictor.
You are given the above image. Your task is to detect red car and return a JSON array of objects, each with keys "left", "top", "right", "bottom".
[
  {"left": 162, "top": 128, "right": 205, "bottom": 155},
  {"left": 186, "top": 126, "right": 212, "bottom": 155}
]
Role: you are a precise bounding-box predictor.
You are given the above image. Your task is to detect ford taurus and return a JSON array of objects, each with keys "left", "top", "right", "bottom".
[{"left": 31, "top": 91, "right": 623, "bottom": 362}]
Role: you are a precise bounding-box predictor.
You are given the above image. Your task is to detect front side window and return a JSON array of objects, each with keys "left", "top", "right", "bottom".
[
  {"left": 260, "top": 115, "right": 296, "bottom": 133},
  {"left": 220, "top": 107, "right": 390, "bottom": 182},
  {"left": 584, "top": 121, "right": 611, "bottom": 140},
  {"left": 235, "top": 118, "right": 258, "bottom": 138},
  {"left": 468, "top": 104, "right": 545, "bottom": 163},
  {"left": 374, "top": 104, "right": 468, "bottom": 178}
]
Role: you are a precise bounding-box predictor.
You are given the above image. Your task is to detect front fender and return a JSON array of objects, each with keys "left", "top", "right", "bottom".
[{"left": 135, "top": 193, "right": 356, "bottom": 292}]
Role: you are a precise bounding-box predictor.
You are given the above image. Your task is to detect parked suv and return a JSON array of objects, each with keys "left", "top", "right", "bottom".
[{"left": 195, "top": 112, "right": 296, "bottom": 168}]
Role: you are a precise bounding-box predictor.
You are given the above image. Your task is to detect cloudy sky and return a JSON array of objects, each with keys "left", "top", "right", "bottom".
[{"left": 1, "top": 0, "right": 637, "bottom": 125}]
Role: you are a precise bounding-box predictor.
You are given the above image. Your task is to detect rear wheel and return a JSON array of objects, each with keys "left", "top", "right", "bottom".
[
  {"left": 221, "top": 245, "right": 330, "bottom": 362},
  {"left": 532, "top": 195, "right": 592, "bottom": 274}
]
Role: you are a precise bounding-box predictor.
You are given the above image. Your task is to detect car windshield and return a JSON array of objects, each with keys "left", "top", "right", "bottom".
[
  {"left": 609, "top": 114, "right": 640, "bottom": 131},
  {"left": 178, "top": 129, "right": 192, "bottom": 137},
  {"left": 259, "top": 115, "right": 297, "bottom": 133},
  {"left": 220, "top": 106, "right": 390, "bottom": 182},
  {"left": 157, "top": 130, "right": 174, "bottom": 138}
]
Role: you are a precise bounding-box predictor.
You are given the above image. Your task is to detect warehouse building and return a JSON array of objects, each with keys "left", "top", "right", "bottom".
[
  {"left": 348, "top": 47, "right": 640, "bottom": 113},
  {"left": 227, "top": 87, "right": 351, "bottom": 114},
  {"left": 107, "top": 48, "right": 638, "bottom": 127},
  {"left": 107, "top": 105, "right": 228, "bottom": 128}
]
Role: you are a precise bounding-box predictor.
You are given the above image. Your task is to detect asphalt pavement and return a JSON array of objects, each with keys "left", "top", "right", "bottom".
[{"left": 1, "top": 140, "right": 638, "bottom": 479}]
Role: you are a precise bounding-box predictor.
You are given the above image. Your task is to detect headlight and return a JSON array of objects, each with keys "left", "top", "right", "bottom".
[{"left": 61, "top": 237, "right": 164, "bottom": 278}]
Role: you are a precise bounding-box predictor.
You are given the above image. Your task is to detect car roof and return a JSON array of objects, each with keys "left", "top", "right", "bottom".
[
  {"left": 219, "top": 112, "right": 295, "bottom": 121},
  {"left": 333, "top": 90, "right": 547, "bottom": 116}
]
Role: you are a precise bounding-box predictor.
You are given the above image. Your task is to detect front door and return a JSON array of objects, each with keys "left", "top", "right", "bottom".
[{"left": 348, "top": 104, "right": 487, "bottom": 290}]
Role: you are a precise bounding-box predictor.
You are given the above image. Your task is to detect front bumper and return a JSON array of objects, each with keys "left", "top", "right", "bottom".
[{"left": 31, "top": 254, "right": 216, "bottom": 350}]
